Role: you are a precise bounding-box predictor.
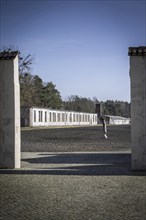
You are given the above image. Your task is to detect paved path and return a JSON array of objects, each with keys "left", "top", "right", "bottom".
[{"left": 0, "top": 151, "right": 146, "bottom": 220}]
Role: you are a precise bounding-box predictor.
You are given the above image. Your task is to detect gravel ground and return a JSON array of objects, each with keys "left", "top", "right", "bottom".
[
  {"left": 1, "top": 124, "right": 146, "bottom": 220},
  {"left": 21, "top": 125, "right": 131, "bottom": 152},
  {"left": 0, "top": 175, "right": 146, "bottom": 220}
]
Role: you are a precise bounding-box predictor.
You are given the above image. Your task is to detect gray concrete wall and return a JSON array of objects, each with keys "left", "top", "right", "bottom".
[
  {"left": 0, "top": 54, "right": 20, "bottom": 168},
  {"left": 129, "top": 48, "right": 146, "bottom": 170}
]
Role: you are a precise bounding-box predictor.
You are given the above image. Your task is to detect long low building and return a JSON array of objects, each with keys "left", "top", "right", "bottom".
[
  {"left": 21, "top": 106, "right": 98, "bottom": 127},
  {"left": 103, "top": 115, "right": 130, "bottom": 125}
]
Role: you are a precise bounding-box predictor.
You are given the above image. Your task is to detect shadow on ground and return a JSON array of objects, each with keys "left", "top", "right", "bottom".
[{"left": 0, "top": 152, "right": 146, "bottom": 176}]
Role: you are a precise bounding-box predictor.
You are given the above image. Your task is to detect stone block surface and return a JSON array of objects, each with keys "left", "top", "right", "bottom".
[
  {"left": 129, "top": 48, "right": 146, "bottom": 170},
  {"left": 0, "top": 52, "right": 20, "bottom": 168}
]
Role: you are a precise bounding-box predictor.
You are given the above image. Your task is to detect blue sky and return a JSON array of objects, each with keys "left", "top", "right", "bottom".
[{"left": 0, "top": 0, "right": 146, "bottom": 102}]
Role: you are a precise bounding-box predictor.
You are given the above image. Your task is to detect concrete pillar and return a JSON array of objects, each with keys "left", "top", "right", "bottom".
[
  {"left": 0, "top": 51, "right": 21, "bottom": 169},
  {"left": 129, "top": 46, "right": 146, "bottom": 170}
]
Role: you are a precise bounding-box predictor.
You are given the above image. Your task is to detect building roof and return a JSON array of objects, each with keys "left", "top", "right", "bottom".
[
  {"left": 27, "top": 106, "right": 97, "bottom": 115},
  {"left": 0, "top": 50, "right": 19, "bottom": 60},
  {"left": 103, "top": 115, "right": 130, "bottom": 120},
  {"left": 128, "top": 46, "right": 146, "bottom": 56}
]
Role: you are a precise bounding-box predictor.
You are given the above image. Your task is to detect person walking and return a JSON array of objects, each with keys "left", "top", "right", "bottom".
[{"left": 100, "top": 116, "right": 108, "bottom": 138}]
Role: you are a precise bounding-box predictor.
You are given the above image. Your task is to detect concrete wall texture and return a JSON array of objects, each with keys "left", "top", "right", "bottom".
[
  {"left": 0, "top": 51, "right": 20, "bottom": 168},
  {"left": 129, "top": 47, "right": 146, "bottom": 170}
]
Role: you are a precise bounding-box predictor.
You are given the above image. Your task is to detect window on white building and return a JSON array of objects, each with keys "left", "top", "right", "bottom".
[
  {"left": 53, "top": 113, "right": 56, "bottom": 122},
  {"left": 39, "top": 111, "right": 43, "bottom": 122},
  {"left": 76, "top": 114, "right": 79, "bottom": 122},
  {"left": 64, "top": 113, "right": 67, "bottom": 122},
  {"left": 79, "top": 114, "right": 82, "bottom": 122},
  {"left": 57, "top": 113, "right": 60, "bottom": 122},
  {"left": 83, "top": 114, "right": 85, "bottom": 122},
  {"left": 45, "top": 111, "right": 47, "bottom": 122},
  {"left": 73, "top": 114, "right": 75, "bottom": 122},
  {"left": 34, "top": 110, "right": 36, "bottom": 122},
  {"left": 62, "top": 113, "right": 65, "bottom": 122},
  {"left": 69, "top": 114, "right": 72, "bottom": 122},
  {"left": 49, "top": 112, "right": 52, "bottom": 122},
  {"left": 85, "top": 115, "right": 87, "bottom": 122}
]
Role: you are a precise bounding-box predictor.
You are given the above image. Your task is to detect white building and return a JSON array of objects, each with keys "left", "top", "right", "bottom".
[
  {"left": 21, "top": 106, "right": 98, "bottom": 127},
  {"left": 103, "top": 115, "right": 130, "bottom": 125}
]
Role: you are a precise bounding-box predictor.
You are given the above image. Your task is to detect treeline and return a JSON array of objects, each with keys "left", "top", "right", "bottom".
[
  {"left": 101, "top": 100, "right": 130, "bottom": 117},
  {"left": 20, "top": 72, "right": 130, "bottom": 117},
  {"left": 63, "top": 96, "right": 130, "bottom": 117}
]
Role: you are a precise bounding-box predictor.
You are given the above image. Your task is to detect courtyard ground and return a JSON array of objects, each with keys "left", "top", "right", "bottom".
[
  {"left": 0, "top": 125, "right": 146, "bottom": 220},
  {"left": 21, "top": 124, "right": 131, "bottom": 152}
]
